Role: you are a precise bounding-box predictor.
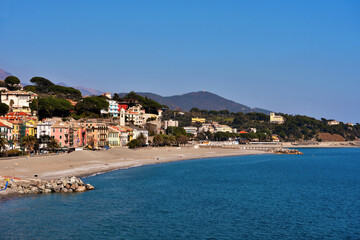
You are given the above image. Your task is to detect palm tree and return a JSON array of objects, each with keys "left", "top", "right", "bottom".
[
  {"left": 48, "top": 137, "right": 59, "bottom": 152},
  {"left": 0, "top": 136, "right": 7, "bottom": 151},
  {"left": 21, "top": 135, "right": 37, "bottom": 153}
]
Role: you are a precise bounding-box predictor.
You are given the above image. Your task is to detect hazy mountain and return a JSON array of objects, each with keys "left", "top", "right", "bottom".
[
  {"left": 118, "top": 91, "right": 272, "bottom": 114},
  {"left": 75, "top": 86, "right": 105, "bottom": 96},
  {"left": 0, "top": 68, "right": 11, "bottom": 80}
]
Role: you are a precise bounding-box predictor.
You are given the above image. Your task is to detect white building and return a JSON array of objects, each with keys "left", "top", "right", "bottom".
[
  {"left": 133, "top": 128, "right": 149, "bottom": 144},
  {"left": 0, "top": 90, "right": 38, "bottom": 112},
  {"left": 164, "top": 120, "right": 178, "bottom": 129},
  {"left": 184, "top": 126, "right": 197, "bottom": 135},
  {"left": 327, "top": 120, "right": 340, "bottom": 125},
  {"left": 101, "top": 99, "right": 120, "bottom": 117},
  {"left": 37, "top": 121, "right": 55, "bottom": 138}
]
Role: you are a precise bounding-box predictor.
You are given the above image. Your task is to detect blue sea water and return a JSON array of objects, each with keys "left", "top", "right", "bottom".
[{"left": 1, "top": 148, "right": 360, "bottom": 239}]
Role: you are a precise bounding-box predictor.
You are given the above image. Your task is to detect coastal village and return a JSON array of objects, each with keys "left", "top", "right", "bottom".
[{"left": 0, "top": 76, "right": 358, "bottom": 155}]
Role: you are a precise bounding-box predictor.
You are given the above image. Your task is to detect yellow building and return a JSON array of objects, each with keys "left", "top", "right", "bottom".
[
  {"left": 191, "top": 117, "right": 206, "bottom": 123},
  {"left": 26, "top": 119, "right": 37, "bottom": 136},
  {"left": 270, "top": 113, "right": 285, "bottom": 124}
]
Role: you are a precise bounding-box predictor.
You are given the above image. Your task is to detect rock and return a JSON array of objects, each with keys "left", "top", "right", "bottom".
[
  {"left": 68, "top": 189, "right": 73, "bottom": 193},
  {"left": 44, "top": 189, "right": 52, "bottom": 193},
  {"left": 75, "top": 186, "right": 86, "bottom": 192},
  {"left": 61, "top": 188, "right": 68, "bottom": 193},
  {"left": 53, "top": 185, "right": 61, "bottom": 193},
  {"left": 29, "top": 187, "right": 39, "bottom": 194},
  {"left": 65, "top": 184, "right": 71, "bottom": 189},
  {"left": 85, "top": 184, "right": 95, "bottom": 190},
  {"left": 70, "top": 183, "right": 78, "bottom": 190},
  {"left": 70, "top": 176, "right": 77, "bottom": 184}
]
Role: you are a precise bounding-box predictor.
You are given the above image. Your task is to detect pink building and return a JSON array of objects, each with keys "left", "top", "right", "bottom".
[{"left": 51, "top": 122, "right": 70, "bottom": 148}]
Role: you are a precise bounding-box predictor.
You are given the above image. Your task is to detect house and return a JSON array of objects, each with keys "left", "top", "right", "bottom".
[
  {"left": 215, "top": 125, "right": 233, "bottom": 133},
  {"left": 108, "top": 126, "right": 121, "bottom": 146},
  {"left": 164, "top": 120, "right": 178, "bottom": 129},
  {"left": 199, "top": 123, "right": 215, "bottom": 133},
  {"left": 270, "top": 113, "right": 285, "bottom": 124},
  {"left": 0, "top": 90, "right": 37, "bottom": 113},
  {"left": 191, "top": 118, "right": 206, "bottom": 123},
  {"left": 51, "top": 122, "right": 70, "bottom": 148},
  {"left": 101, "top": 99, "right": 120, "bottom": 117},
  {"left": 327, "top": 120, "right": 340, "bottom": 126},
  {"left": 0, "top": 122, "right": 12, "bottom": 141},
  {"left": 184, "top": 126, "right": 197, "bottom": 135},
  {"left": 132, "top": 127, "right": 149, "bottom": 144},
  {"left": 81, "top": 121, "right": 108, "bottom": 148}
]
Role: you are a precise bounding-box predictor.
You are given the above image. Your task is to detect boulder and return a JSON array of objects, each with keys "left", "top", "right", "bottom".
[
  {"left": 29, "top": 187, "right": 39, "bottom": 194},
  {"left": 75, "top": 186, "right": 86, "bottom": 192},
  {"left": 86, "top": 184, "right": 95, "bottom": 190},
  {"left": 53, "top": 185, "right": 61, "bottom": 193},
  {"left": 44, "top": 189, "right": 52, "bottom": 193},
  {"left": 70, "top": 183, "right": 78, "bottom": 190}
]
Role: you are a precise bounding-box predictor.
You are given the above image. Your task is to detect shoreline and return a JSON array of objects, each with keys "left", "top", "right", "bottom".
[{"left": 0, "top": 146, "right": 269, "bottom": 201}]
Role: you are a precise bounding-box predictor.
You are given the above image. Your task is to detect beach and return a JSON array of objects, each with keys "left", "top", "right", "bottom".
[{"left": 0, "top": 146, "right": 267, "bottom": 200}]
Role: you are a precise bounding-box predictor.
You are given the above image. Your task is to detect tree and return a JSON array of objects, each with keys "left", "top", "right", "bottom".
[
  {"left": 75, "top": 96, "right": 109, "bottom": 116},
  {"left": 4, "top": 76, "right": 21, "bottom": 90},
  {"left": 176, "top": 135, "right": 188, "bottom": 146},
  {"left": 153, "top": 134, "right": 164, "bottom": 146},
  {"left": 190, "top": 107, "right": 201, "bottom": 113},
  {"left": 127, "top": 139, "right": 141, "bottom": 149},
  {"left": 48, "top": 137, "right": 59, "bottom": 151},
  {"left": 30, "top": 77, "right": 55, "bottom": 90},
  {"left": 166, "top": 127, "right": 186, "bottom": 136},
  {"left": 0, "top": 103, "right": 9, "bottom": 116},
  {"left": 38, "top": 97, "right": 73, "bottom": 119},
  {"left": 0, "top": 136, "right": 7, "bottom": 151},
  {"left": 136, "top": 133, "right": 147, "bottom": 146},
  {"left": 21, "top": 135, "right": 37, "bottom": 152}
]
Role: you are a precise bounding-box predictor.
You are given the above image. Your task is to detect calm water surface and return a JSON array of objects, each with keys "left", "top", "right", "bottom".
[{"left": 1, "top": 148, "right": 360, "bottom": 239}]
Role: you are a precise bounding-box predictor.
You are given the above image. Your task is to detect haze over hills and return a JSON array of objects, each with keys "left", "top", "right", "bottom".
[
  {"left": 0, "top": 68, "right": 12, "bottom": 80},
  {"left": 118, "top": 91, "right": 272, "bottom": 114}
]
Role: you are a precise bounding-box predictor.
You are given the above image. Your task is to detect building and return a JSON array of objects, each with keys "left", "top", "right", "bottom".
[
  {"left": 101, "top": 99, "right": 120, "bottom": 117},
  {"left": 270, "top": 113, "right": 285, "bottom": 124},
  {"left": 108, "top": 126, "right": 121, "bottom": 146},
  {"left": 81, "top": 122, "right": 108, "bottom": 148},
  {"left": 215, "top": 125, "right": 233, "bottom": 133},
  {"left": 0, "top": 90, "right": 37, "bottom": 113},
  {"left": 0, "top": 122, "right": 12, "bottom": 141},
  {"left": 199, "top": 123, "right": 215, "bottom": 133},
  {"left": 327, "top": 120, "right": 340, "bottom": 125},
  {"left": 133, "top": 127, "right": 149, "bottom": 144},
  {"left": 164, "top": 120, "right": 178, "bottom": 129},
  {"left": 184, "top": 126, "right": 197, "bottom": 135},
  {"left": 51, "top": 122, "right": 70, "bottom": 148},
  {"left": 191, "top": 118, "right": 206, "bottom": 123}
]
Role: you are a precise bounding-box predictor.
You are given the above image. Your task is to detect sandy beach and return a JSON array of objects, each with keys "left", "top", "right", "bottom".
[{"left": 0, "top": 146, "right": 267, "bottom": 200}]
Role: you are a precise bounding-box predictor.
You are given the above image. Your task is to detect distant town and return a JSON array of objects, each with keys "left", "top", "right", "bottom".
[{"left": 0, "top": 75, "right": 359, "bottom": 156}]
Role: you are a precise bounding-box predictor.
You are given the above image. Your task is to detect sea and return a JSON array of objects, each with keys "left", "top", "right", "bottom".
[{"left": 1, "top": 148, "right": 360, "bottom": 240}]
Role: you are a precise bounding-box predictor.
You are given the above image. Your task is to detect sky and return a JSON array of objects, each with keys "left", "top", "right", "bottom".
[{"left": 0, "top": 0, "right": 359, "bottom": 123}]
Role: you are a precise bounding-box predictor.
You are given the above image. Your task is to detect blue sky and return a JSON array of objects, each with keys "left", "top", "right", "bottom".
[{"left": 1, "top": 0, "right": 359, "bottom": 123}]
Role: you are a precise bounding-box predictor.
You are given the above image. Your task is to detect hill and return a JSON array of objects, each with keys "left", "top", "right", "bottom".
[
  {"left": 118, "top": 91, "right": 271, "bottom": 114},
  {"left": 0, "top": 68, "right": 11, "bottom": 80},
  {"left": 75, "top": 86, "right": 105, "bottom": 96}
]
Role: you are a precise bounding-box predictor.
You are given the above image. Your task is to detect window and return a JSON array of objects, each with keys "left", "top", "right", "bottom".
[{"left": 60, "top": 128, "right": 62, "bottom": 133}]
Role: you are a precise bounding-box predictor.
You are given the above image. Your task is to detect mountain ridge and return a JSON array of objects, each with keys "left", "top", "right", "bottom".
[
  {"left": 0, "top": 68, "right": 12, "bottom": 80},
  {"left": 118, "top": 91, "right": 272, "bottom": 114}
]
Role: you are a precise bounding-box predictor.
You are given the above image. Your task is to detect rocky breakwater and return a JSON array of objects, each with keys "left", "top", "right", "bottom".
[
  {"left": 0, "top": 176, "right": 95, "bottom": 195},
  {"left": 272, "top": 148, "right": 304, "bottom": 155}
]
